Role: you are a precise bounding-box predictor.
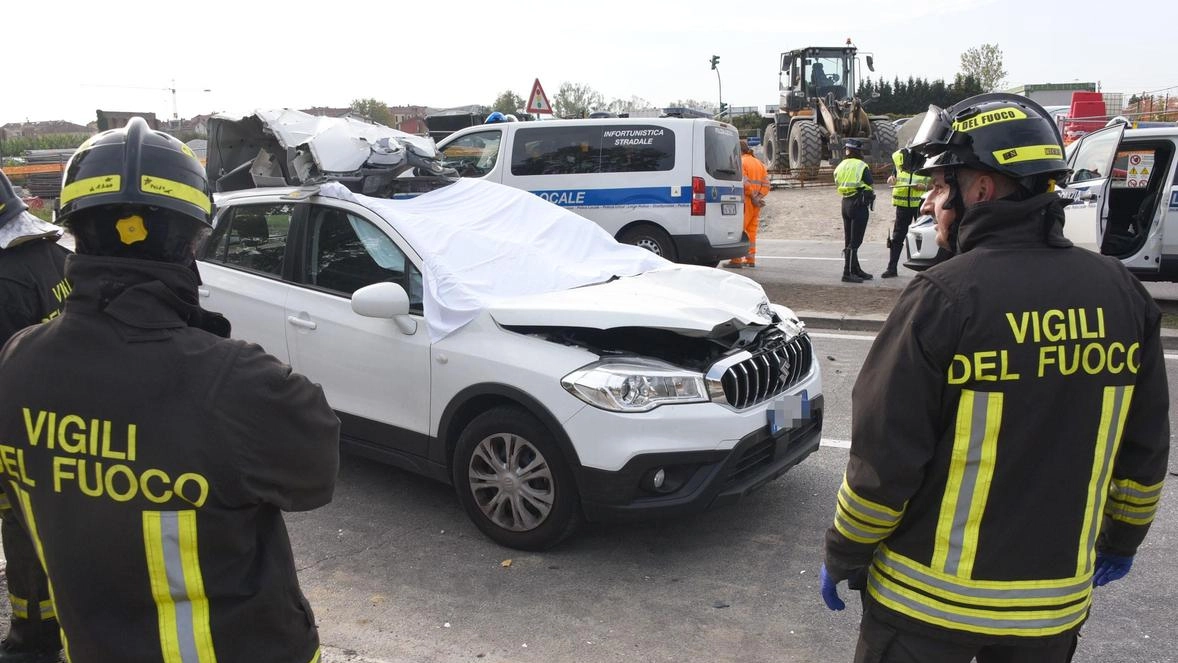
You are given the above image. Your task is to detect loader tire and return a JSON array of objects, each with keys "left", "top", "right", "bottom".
[
  {"left": 789, "top": 121, "right": 821, "bottom": 177},
  {"left": 871, "top": 119, "right": 898, "bottom": 164}
]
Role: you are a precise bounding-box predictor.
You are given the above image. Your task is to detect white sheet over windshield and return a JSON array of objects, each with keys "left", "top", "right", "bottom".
[{"left": 317, "top": 179, "right": 670, "bottom": 341}]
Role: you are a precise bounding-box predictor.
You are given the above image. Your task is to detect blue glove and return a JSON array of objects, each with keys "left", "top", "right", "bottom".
[
  {"left": 820, "top": 564, "right": 845, "bottom": 611},
  {"left": 1093, "top": 553, "right": 1133, "bottom": 587}
]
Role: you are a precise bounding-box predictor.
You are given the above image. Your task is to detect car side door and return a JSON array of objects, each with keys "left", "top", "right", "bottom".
[
  {"left": 198, "top": 202, "right": 300, "bottom": 363},
  {"left": 283, "top": 200, "right": 432, "bottom": 457},
  {"left": 1061, "top": 124, "right": 1124, "bottom": 251}
]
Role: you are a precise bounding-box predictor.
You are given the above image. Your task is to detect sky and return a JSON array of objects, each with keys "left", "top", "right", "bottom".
[{"left": 6, "top": 0, "right": 1176, "bottom": 127}]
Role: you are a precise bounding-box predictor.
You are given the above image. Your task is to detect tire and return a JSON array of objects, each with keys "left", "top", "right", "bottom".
[
  {"left": 871, "top": 119, "right": 898, "bottom": 164},
  {"left": 788, "top": 121, "right": 821, "bottom": 176},
  {"left": 618, "top": 224, "right": 678, "bottom": 262},
  {"left": 763, "top": 124, "right": 786, "bottom": 170},
  {"left": 452, "top": 406, "right": 581, "bottom": 550}
]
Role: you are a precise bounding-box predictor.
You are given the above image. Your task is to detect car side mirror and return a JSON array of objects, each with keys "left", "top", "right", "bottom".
[{"left": 352, "top": 282, "right": 417, "bottom": 334}]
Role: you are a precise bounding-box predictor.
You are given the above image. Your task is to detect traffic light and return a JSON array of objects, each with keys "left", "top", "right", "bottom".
[
  {"left": 710, "top": 55, "right": 719, "bottom": 70},
  {"left": 719, "top": 102, "right": 728, "bottom": 115}
]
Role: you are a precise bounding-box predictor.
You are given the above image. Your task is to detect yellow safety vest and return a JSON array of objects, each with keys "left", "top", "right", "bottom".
[
  {"left": 834, "top": 158, "right": 871, "bottom": 198},
  {"left": 890, "top": 149, "right": 929, "bottom": 208}
]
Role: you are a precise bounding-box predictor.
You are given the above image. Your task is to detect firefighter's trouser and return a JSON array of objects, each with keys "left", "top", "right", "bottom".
[
  {"left": 887, "top": 206, "right": 920, "bottom": 271},
  {"left": 853, "top": 592, "right": 1079, "bottom": 663},
  {"left": 1, "top": 504, "right": 59, "bottom": 652}
]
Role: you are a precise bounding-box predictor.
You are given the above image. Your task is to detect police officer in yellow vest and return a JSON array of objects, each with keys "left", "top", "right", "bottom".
[
  {"left": 0, "top": 117, "right": 341, "bottom": 663},
  {"left": 883, "top": 148, "right": 930, "bottom": 277},
  {"left": 821, "top": 93, "right": 1169, "bottom": 663},
  {"left": 833, "top": 139, "right": 875, "bottom": 283}
]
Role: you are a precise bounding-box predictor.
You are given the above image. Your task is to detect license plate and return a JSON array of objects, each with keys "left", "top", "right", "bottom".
[
  {"left": 767, "top": 390, "right": 809, "bottom": 435},
  {"left": 721, "top": 202, "right": 738, "bottom": 215}
]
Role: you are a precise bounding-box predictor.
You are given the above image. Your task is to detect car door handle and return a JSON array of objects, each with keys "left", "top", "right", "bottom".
[
  {"left": 1079, "top": 192, "right": 1098, "bottom": 201},
  {"left": 287, "top": 315, "right": 317, "bottom": 330},
  {"left": 197, "top": 287, "right": 210, "bottom": 298}
]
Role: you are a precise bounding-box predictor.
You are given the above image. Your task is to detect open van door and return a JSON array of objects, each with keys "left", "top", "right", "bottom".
[{"left": 1060, "top": 124, "right": 1124, "bottom": 250}]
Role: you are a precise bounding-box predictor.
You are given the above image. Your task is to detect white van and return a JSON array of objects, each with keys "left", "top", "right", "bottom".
[
  {"left": 435, "top": 117, "right": 749, "bottom": 265},
  {"left": 1060, "top": 124, "right": 1178, "bottom": 281}
]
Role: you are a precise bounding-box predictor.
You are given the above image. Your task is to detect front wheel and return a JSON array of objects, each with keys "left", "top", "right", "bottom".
[
  {"left": 618, "top": 225, "right": 678, "bottom": 261},
  {"left": 452, "top": 406, "right": 581, "bottom": 550}
]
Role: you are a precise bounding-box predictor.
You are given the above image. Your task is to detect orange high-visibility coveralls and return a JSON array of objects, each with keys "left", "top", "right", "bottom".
[{"left": 738, "top": 151, "right": 770, "bottom": 265}]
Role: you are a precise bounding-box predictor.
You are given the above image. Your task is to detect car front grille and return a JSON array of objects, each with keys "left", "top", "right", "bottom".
[{"left": 708, "top": 332, "right": 814, "bottom": 410}]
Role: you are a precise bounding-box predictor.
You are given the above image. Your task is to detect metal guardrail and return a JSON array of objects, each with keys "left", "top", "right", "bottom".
[{"left": 767, "top": 163, "right": 892, "bottom": 188}]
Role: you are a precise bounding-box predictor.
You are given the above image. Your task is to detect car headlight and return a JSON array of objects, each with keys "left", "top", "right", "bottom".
[{"left": 561, "top": 358, "right": 708, "bottom": 412}]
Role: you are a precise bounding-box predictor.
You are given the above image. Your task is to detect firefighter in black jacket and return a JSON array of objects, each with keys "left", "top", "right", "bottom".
[
  {"left": 0, "top": 171, "right": 68, "bottom": 662},
  {"left": 821, "top": 94, "right": 1170, "bottom": 662},
  {"left": 0, "top": 117, "right": 341, "bottom": 663}
]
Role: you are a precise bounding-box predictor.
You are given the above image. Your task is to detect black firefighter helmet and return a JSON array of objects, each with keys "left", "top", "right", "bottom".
[
  {"left": 59, "top": 117, "right": 212, "bottom": 263},
  {"left": 902, "top": 92, "right": 1069, "bottom": 193},
  {"left": 0, "top": 170, "right": 29, "bottom": 228}
]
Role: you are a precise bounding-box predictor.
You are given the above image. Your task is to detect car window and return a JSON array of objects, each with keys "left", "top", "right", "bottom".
[
  {"left": 202, "top": 203, "right": 293, "bottom": 277},
  {"left": 704, "top": 125, "right": 741, "bottom": 181},
  {"left": 510, "top": 124, "right": 675, "bottom": 176},
  {"left": 1066, "top": 128, "right": 1121, "bottom": 185},
  {"left": 440, "top": 130, "right": 502, "bottom": 178},
  {"left": 305, "top": 206, "right": 423, "bottom": 309}
]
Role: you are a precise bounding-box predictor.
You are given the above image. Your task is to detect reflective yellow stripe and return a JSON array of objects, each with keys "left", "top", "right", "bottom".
[
  {"left": 60, "top": 175, "right": 122, "bottom": 206},
  {"left": 9, "top": 593, "right": 28, "bottom": 619},
  {"left": 838, "top": 480, "right": 899, "bottom": 527},
  {"left": 0, "top": 492, "right": 10, "bottom": 511},
  {"left": 39, "top": 598, "right": 55, "bottom": 620},
  {"left": 8, "top": 486, "right": 70, "bottom": 659},
  {"left": 991, "top": 144, "right": 1064, "bottom": 165},
  {"left": 1109, "top": 477, "right": 1164, "bottom": 503},
  {"left": 308, "top": 648, "right": 322, "bottom": 663},
  {"left": 140, "top": 176, "right": 212, "bottom": 215},
  {"left": 934, "top": 390, "right": 1002, "bottom": 576},
  {"left": 143, "top": 511, "right": 217, "bottom": 663},
  {"left": 870, "top": 546, "right": 1092, "bottom": 636},
  {"left": 1076, "top": 385, "right": 1133, "bottom": 575},
  {"left": 952, "top": 107, "right": 1028, "bottom": 132}
]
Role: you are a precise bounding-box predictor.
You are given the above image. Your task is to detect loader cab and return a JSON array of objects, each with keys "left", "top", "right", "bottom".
[
  {"left": 1060, "top": 124, "right": 1178, "bottom": 281},
  {"left": 779, "top": 46, "right": 869, "bottom": 109}
]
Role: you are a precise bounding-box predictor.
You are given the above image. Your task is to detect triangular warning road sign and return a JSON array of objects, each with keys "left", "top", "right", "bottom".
[{"left": 527, "top": 78, "right": 553, "bottom": 115}]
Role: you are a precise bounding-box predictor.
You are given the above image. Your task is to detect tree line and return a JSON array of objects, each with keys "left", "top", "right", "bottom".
[{"left": 855, "top": 74, "right": 988, "bottom": 115}]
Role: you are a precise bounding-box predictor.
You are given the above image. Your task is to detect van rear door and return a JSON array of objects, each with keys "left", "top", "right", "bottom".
[
  {"left": 1061, "top": 124, "right": 1124, "bottom": 250},
  {"left": 699, "top": 123, "right": 745, "bottom": 249}
]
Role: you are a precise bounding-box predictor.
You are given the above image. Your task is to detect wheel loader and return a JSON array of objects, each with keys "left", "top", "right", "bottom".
[{"left": 762, "top": 44, "right": 897, "bottom": 174}]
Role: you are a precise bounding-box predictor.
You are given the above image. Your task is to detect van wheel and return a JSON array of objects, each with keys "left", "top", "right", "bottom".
[
  {"left": 619, "top": 225, "right": 678, "bottom": 261},
  {"left": 452, "top": 406, "right": 581, "bottom": 550}
]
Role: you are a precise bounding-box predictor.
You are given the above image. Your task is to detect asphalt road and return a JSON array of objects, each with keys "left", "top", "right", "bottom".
[{"left": 278, "top": 330, "right": 1177, "bottom": 663}]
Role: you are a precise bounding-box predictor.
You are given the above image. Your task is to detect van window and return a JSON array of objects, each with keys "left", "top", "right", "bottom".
[
  {"left": 510, "top": 124, "right": 674, "bottom": 176},
  {"left": 704, "top": 125, "right": 741, "bottom": 181}
]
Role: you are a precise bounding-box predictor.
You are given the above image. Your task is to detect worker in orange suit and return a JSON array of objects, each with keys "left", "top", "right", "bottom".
[{"left": 725, "top": 139, "right": 771, "bottom": 268}]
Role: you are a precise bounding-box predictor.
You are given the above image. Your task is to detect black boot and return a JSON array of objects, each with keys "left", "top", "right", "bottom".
[
  {"left": 882, "top": 236, "right": 903, "bottom": 277},
  {"left": 851, "top": 249, "right": 873, "bottom": 280},
  {"left": 842, "top": 249, "right": 863, "bottom": 283}
]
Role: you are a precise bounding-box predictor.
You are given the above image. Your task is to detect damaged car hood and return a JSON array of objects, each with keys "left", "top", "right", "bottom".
[{"left": 488, "top": 266, "right": 784, "bottom": 336}]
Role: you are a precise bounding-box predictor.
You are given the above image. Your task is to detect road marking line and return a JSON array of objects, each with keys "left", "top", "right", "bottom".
[
  {"left": 821, "top": 438, "right": 851, "bottom": 449},
  {"left": 809, "top": 332, "right": 877, "bottom": 341},
  {"left": 754, "top": 255, "right": 841, "bottom": 262},
  {"left": 1167, "top": 353, "right": 1178, "bottom": 361}
]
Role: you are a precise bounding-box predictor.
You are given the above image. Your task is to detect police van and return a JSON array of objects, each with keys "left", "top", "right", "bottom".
[
  {"left": 1060, "top": 123, "right": 1178, "bottom": 281},
  {"left": 435, "top": 117, "right": 749, "bottom": 264}
]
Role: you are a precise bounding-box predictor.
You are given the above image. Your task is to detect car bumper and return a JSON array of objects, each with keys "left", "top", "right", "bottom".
[
  {"left": 576, "top": 395, "right": 824, "bottom": 522},
  {"left": 676, "top": 232, "right": 749, "bottom": 263}
]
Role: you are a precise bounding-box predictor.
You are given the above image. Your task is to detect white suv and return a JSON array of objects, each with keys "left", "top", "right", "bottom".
[{"left": 196, "top": 178, "right": 823, "bottom": 549}]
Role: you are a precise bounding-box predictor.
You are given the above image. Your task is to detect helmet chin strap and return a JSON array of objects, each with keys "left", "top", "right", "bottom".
[{"left": 941, "top": 168, "right": 968, "bottom": 251}]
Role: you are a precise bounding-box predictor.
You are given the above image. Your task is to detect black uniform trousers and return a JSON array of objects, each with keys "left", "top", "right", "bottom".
[
  {"left": 886, "top": 205, "right": 920, "bottom": 270},
  {"left": 842, "top": 194, "right": 870, "bottom": 249},
  {"left": 1, "top": 504, "right": 60, "bottom": 651},
  {"left": 853, "top": 592, "right": 1079, "bottom": 663}
]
